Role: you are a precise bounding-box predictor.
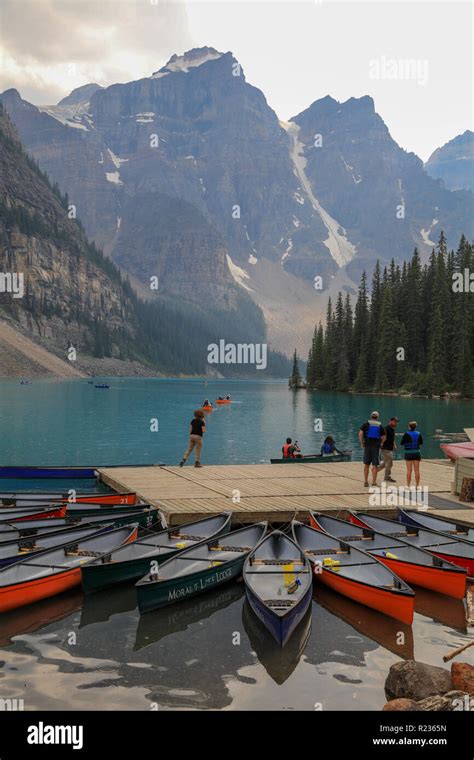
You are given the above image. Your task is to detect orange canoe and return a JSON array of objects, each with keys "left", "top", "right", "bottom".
[
  {"left": 0, "top": 524, "right": 138, "bottom": 613},
  {"left": 292, "top": 521, "right": 415, "bottom": 625},
  {"left": 310, "top": 512, "right": 467, "bottom": 600},
  {"left": 215, "top": 399, "right": 231, "bottom": 405}
]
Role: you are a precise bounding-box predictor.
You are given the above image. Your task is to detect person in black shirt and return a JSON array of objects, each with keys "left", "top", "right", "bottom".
[
  {"left": 377, "top": 416, "right": 399, "bottom": 482},
  {"left": 180, "top": 409, "right": 206, "bottom": 468}
]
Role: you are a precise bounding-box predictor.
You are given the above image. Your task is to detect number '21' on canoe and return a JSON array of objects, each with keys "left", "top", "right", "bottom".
[
  {"left": 81, "top": 512, "right": 232, "bottom": 594},
  {"left": 136, "top": 522, "right": 267, "bottom": 615},
  {"left": 0, "top": 524, "right": 138, "bottom": 613},
  {"left": 243, "top": 531, "right": 313, "bottom": 647},
  {"left": 309, "top": 512, "right": 467, "bottom": 599},
  {"left": 291, "top": 521, "right": 415, "bottom": 625}
]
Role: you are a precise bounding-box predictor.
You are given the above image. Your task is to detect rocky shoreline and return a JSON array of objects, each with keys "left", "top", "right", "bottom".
[{"left": 383, "top": 660, "right": 474, "bottom": 711}]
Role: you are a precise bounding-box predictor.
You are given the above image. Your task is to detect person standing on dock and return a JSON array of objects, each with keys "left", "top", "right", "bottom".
[
  {"left": 401, "top": 421, "right": 423, "bottom": 487},
  {"left": 359, "top": 411, "right": 386, "bottom": 487},
  {"left": 377, "top": 416, "right": 399, "bottom": 482},
  {"left": 180, "top": 409, "right": 206, "bottom": 468}
]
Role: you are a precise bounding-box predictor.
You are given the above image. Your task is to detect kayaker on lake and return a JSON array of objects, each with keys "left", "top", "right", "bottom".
[
  {"left": 359, "top": 411, "right": 386, "bottom": 487},
  {"left": 377, "top": 416, "right": 399, "bottom": 482},
  {"left": 282, "top": 438, "right": 302, "bottom": 459},
  {"left": 320, "top": 436, "right": 343, "bottom": 456},
  {"left": 401, "top": 421, "right": 423, "bottom": 487},
  {"left": 180, "top": 409, "right": 206, "bottom": 468},
  {"left": 203, "top": 399, "right": 212, "bottom": 407}
]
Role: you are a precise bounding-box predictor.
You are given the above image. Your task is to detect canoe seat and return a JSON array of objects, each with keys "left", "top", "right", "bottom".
[
  {"left": 64, "top": 548, "right": 104, "bottom": 557},
  {"left": 172, "top": 534, "right": 205, "bottom": 541},
  {"left": 337, "top": 535, "right": 366, "bottom": 542},
  {"left": 306, "top": 549, "right": 348, "bottom": 556},
  {"left": 213, "top": 545, "right": 250, "bottom": 552},
  {"left": 251, "top": 559, "right": 305, "bottom": 566},
  {"left": 265, "top": 599, "right": 296, "bottom": 610}
]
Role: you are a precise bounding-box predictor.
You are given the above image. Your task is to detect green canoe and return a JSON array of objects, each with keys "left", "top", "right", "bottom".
[
  {"left": 270, "top": 451, "right": 352, "bottom": 464},
  {"left": 80, "top": 512, "right": 232, "bottom": 594},
  {"left": 136, "top": 522, "right": 267, "bottom": 615}
]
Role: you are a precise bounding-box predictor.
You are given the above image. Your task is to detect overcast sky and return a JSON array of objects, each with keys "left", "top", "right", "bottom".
[{"left": 0, "top": 0, "right": 472, "bottom": 160}]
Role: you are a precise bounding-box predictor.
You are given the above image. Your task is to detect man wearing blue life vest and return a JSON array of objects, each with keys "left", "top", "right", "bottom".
[
  {"left": 400, "top": 421, "right": 423, "bottom": 487},
  {"left": 358, "top": 411, "right": 386, "bottom": 487}
]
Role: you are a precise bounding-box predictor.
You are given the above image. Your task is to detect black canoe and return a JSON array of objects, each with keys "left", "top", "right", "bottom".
[
  {"left": 81, "top": 512, "right": 232, "bottom": 594},
  {"left": 292, "top": 521, "right": 415, "bottom": 625},
  {"left": 136, "top": 522, "right": 267, "bottom": 614},
  {"left": 243, "top": 531, "right": 313, "bottom": 647},
  {"left": 0, "top": 507, "right": 160, "bottom": 538}
]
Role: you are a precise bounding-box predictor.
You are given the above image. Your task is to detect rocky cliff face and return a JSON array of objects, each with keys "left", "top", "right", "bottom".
[
  {"left": 425, "top": 130, "right": 474, "bottom": 192},
  {"left": 292, "top": 96, "right": 474, "bottom": 281},
  {"left": 1, "top": 47, "right": 472, "bottom": 352},
  {"left": 0, "top": 103, "right": 139, "bottom": 366}
]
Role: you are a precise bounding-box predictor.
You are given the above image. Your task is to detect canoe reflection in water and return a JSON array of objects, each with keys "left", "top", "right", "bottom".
[
  {"left": 242, "top": 599, "right": 312, "bottom": 685},
  {"left": 134, "top": 583, "right": 243, "bottom": 651},
  {"left": 79, "top": 584, "right": 137, "bottom": 628},
  {"left": 313, "top": 585, "right": 414, "bottom": 661},
  {"left": 0, "top": 589, "right": 83, "bottom": 647}
]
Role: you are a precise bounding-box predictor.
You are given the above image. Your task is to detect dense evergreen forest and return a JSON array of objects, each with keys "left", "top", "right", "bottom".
[{"left": 306, "top": 233, "right": 474, "bottom": 397}]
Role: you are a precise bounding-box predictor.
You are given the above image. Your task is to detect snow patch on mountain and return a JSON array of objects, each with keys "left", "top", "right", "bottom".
[
  {"left": 107, "top": 149, "right": 129, "bottom": 169},
  {"left": 105, "top": 171, "right": 122, "bottom": 185},
  {"left": 340, "top": 154, "right": 361, "bottom": 184},
  {"left": 152, "top": 48, "right": 223, "bottom": 79},
  {"left": 420, "top": 218, "right": 439, "bottom": 247},
  {"left": 38, "top": 102, "right": 91, "bottom": 130},
  {"left": 282, "top": 121, "right": 357, "bottom": 267},
  {"left": 226, "top": 254, "right": 253, "bottom": 291}
]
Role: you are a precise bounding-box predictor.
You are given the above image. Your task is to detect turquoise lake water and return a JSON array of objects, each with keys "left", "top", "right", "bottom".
[{"left": 0, "top": 377, "right": 472, "bottom": 467}]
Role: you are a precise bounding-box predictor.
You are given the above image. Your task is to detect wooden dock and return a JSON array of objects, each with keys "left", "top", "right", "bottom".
[{"left": 98, "top": 458, "right": 474, "bottom": 526}]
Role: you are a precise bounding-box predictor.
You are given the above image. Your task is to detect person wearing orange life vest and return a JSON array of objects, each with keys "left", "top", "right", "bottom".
[
  {"left": 282, "top": 438, "right": 301, "bottom": 459},
  {"left": 358, "top": 411, "right": 386, "bottom": 487},
  {"left": 400, "top": 421, "right": 423, "bottom": 487}
]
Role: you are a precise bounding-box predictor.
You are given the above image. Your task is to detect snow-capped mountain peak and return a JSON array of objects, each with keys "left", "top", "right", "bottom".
[{"left": 152, "top": 47, "right": 224, "bottom": 78}]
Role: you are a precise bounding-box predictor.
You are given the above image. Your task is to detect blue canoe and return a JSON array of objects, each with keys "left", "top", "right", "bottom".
[
  {"left": 243, "top": 531, "right": 313, "bottom": 647},
  {"left": 0, "top": 467, "right": 97, "bottom": 479}
]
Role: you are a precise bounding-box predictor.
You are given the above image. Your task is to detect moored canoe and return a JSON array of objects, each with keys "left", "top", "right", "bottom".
[
  {"left": 0, "top": 492, "right": 136, "bottom": 507},
  {"left": 292, "top": 521, "right": 415, "bottom": 625},
  {"left": 270, "top": 452, "right": 352, "bottom": 464},
  {"left": 137, "top": 522, "right": 266, "bottom": 614},
  {"left": 399, "top": 509, "right": 474, "bottom": 544},
  {"left": 81, "top": 512, "right": 233, "bottom": 594},
  {"left": 0, "top": 467, "right": 96, "bottom": 479},
  {"left": 244, "top": 530, "right": 313, "bottom": 647},
  {"left": 0, "top": 523, "right": 112, "bottom": 568},
  {"left": 0, "top": 507, "right": 159, "bottom": 540},
  {"left": 310, "top": 512, "right": 467, "bottom": 599},
  {"left": 0, "top": 505, "right": 67, "bottom": 522},
  {"left": 350, "top": 512, "right": 474, "bottom": 577},
  {"left": 0, "top": 524, "right": 139, "bottom": 613}
]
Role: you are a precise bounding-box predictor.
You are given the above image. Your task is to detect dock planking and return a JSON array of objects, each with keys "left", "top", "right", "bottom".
[{"left": 97, "top": 459, "right": 474, "bottom": 526}]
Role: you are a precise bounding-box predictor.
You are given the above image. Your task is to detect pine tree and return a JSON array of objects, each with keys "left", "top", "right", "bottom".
[{"left": 289, "top": 349, "right": 303, "bottom": 388}]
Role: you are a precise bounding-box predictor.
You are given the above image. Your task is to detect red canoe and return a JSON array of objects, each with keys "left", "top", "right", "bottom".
[
  {"left": 0, "top": 524, "right": 138, "bottom": 613},
  {"left": 1, "top": 505, "right": 67, "bottom": 522},
  {"left": 0, "top": 492, "right": 137, "bottom": 507},
  {"left": 292, "top": 521, "right": 415, "bottom": 625},
  {"left": 440, "top": 442, "right": 474, "bottom": 461},
  {"left": 310, "top": 512, "right": 467, "bottom": 599},
  {"left": 349, "top": 512, "right": 474, "bottom": 577}
]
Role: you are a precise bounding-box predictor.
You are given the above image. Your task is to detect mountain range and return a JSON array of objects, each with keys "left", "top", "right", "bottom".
[{"left": 1, "top": 46, "right": 473, "bottom": 359}]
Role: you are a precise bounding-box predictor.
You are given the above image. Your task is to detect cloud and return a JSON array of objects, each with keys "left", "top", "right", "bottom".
[{"left": 0, "top": 0, "right": 194, "bottom": 103}]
